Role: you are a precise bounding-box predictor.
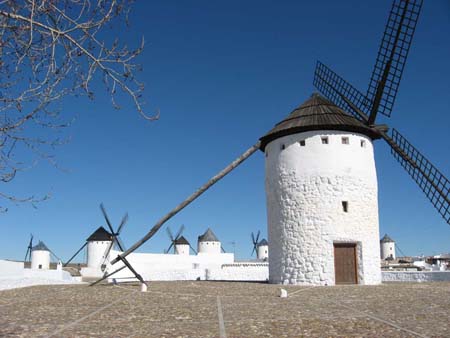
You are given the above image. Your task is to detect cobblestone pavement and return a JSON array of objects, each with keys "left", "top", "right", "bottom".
[{"left": 0, "top": 281, "right": 449, "bottom": 337}]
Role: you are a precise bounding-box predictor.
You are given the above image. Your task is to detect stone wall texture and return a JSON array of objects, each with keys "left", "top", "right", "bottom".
[
  {"left": 382, "top": 271, "right": 450, "bottom": 282},
  {"left": 265, "top": 130, "right": 381, "bottom": 285}
]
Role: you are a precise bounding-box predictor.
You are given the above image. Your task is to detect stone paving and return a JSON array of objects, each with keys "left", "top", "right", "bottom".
[{"left": 0, "top": 281, "right": 449, "bottom": 337}]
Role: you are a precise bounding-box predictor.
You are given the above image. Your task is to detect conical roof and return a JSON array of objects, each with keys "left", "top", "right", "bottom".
[
  {"left": 86, "top": 226, "right": 113, "bottom": 242},
  {"left": 380, "top": 234, "right": 395, "bottom": 243},
  {"left": 259, "top": 93, "right": 380, "bottom": 151},
  {"left": 32, "top": 241, "right": 49, "bottom": 251},
  {"left": 198, "top": 228, "right": 220, "bottom": 242},
  {"left": 257, "top": 239, "right": 268, "bottom": 247},
  {"left": 175, "top": 236, "right": 190, "bottom": 245}
]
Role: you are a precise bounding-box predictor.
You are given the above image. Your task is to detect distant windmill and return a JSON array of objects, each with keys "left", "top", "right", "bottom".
[
  {"left": 251, "top": 231, "right": 260, "bottom": 257},
  {"left": 24, "top": 234, "right": 33, "bottom": 262},
  {"left": 165, "top": 225, "right": 185, "bottom": 253},
  {"left": 64, "top": 203, "right": 128, "bottom": 267}
]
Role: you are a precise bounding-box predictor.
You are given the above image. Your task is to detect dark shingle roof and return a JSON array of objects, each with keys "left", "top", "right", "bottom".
[
  {"left": 257, "top": 239, "right": 268, "bottom": 247},
  {"left": 380, "top": 234, "right": 395, "bottom": 243},
  {"left": 86, "top": 226, "right": 113, "bottom": 242},
  {"left": 198, "top": 228, "right": 220, "bottom": 242},
  {"left": 175, "top": 236, "right": 190, "bottom": 245},
  {"left": 32, "top": 241, "right": 49, "bottom": 251},
  {"left": 259, "top": 93, "right": 380, "bottom": 151}
]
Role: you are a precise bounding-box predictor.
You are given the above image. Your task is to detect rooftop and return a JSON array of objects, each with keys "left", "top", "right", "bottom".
[
  {"left": 86, "top": 226, "right": 113, "bottom": 242},
  {"left": 31, "top": 241, "right": 49, "bottom": 251},
  {"left": 380, "top": 234, "right": 395, "bottom": 243},
  {"left": 259, "top": 93, "right": 380, "bottom": 151},
  {"left": 198, "top": 228, "right": 220, "bottom": 242}
]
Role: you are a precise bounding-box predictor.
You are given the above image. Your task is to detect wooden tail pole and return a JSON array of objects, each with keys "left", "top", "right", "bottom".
[
  {"left": 110, "top": 142, "right": 261, "bottom": 265},
  {"left": 118, "top": 255, "right": 147, "bottom": 286},
  {"left": 89, "top": 265, "right": 127, "bottom": 286}
]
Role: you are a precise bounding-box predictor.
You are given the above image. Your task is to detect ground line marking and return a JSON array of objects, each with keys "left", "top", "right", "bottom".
[
  {"left": 217, "top": 296, "right": 227, "bottom": 338},
  {"left": 45, "top": 286, "right": 138, "bottom": 338},
  {"left": 289, "top": 285, "right": 321, "bottom": 296},
  {"left": 337, "top": 302, "right": 429, "bottom": 338}
]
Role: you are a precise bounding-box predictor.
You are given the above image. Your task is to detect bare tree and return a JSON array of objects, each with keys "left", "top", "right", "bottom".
[{"left": 0, "top": 0, "right": 155, "bottom": 211}]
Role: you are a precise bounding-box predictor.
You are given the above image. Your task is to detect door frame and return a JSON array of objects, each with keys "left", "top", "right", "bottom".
[{"left": 333, "top": 242, "right": 358, "bottom": 285}]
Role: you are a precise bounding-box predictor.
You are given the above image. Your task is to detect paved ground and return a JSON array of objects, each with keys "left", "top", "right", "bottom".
[{"left": 0, "top": 281, "right": 449, "bottom": 337}]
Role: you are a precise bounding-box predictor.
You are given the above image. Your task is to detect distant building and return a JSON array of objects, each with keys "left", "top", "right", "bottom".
[
  {"left": 380, "top": 234, "right": 396, "bottom": 260},
  {"left": 257, "top": 239, "right": 269, "bottom": 261},
  {"left": 31, "top": 241, "right": 50, "bottom": 270},
  {"left": 197, "top": 228, "right": 221, "bottom": 254}
]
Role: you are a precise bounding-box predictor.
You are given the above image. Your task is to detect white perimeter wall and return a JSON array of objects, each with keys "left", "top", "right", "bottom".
[
  {"left": 382, "top": 271, "right": 450, "bottom": 282},
  {"left": 108, "top": 250, "right": 234, "bottom": 281},
  {"left": 0, "top": 260, "right": 24, "bottom": 277},
  {"left": 265, "top": 130, "right": 381, "bottom": 285}
]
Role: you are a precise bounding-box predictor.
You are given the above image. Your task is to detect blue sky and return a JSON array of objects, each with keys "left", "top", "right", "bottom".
[{"left": 1, "top": 0, "right": 449, "bottom": 261}]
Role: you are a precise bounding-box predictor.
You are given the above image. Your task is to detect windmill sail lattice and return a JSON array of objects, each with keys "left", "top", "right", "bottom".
[
  {"left": 388, "top": 129, "right": 450, "bottom": 224},
  {"left": 366, "top": 0, "right": 423, "bottom": 120},
  {"left": 314, "top": 61, "right": 371, "bottom": 121}
]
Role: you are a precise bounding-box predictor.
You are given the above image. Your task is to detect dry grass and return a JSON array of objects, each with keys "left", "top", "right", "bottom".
[{"left": 0, "top": 281, "right": 449, "bottom": 337}]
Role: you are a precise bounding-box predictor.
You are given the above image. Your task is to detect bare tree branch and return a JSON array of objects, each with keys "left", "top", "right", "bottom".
[{"left": 0, "top": 0, "right": 151, "bottom": 210}]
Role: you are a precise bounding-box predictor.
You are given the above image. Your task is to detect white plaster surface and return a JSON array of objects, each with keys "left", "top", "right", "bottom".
[
  {"left": 87, "top": 240, "right": 111, "bottom": 268},
  {"left": 198, "top": 241, "right": 221, "bottom": 254},
  {"left": 31, "top": 250, "right": 50, "bottom": 270},
  {"left": 0, "top": 259, "right": 24, "bottom": 277},
  {"left": 107, "top": 250, "right": 234, "bottom": 281},
  {"left": 257, "top": 245, "right": 269, "bottom": 261},
  {"left": 206, "top": 263, "right": 269, "bottom": 281},
  {"left": 175, "top": 244, "right": 190, "bottom": 255},
  {"left": 264, "top": 130, "right": 381, "bottom": 285},
  {"left": 380, "top": 241, "right": 396, "bottom": 260},
  {"left": 0, "top": 260, "right": 81, "bottom": 291},
  {"left": 382, "top": 271, "right": 450, "bottom": 282}
]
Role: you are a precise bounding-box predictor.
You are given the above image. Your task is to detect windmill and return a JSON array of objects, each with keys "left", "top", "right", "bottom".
[
  {"left": 91, "top": 0, "right": 448, "bottom": 287},
  {"left": 312, "top": 0, "right": 449, "bottom": 226},
  {"left": 64, "top": 203, "right": 128, "bottom": 267},
  {"left": 24, "top": 234, "right": 33, "bottom": 263},
  {"left": 251, "top": 231, "right": 260, "bottom": 257},
  {"left": 164, "top": 225, "right": 185, "bottom": 253}
]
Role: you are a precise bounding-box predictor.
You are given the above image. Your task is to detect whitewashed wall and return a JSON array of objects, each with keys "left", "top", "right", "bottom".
[
  {"left": 0, "top": 259, "right": 24, "bottom": 277},
  {"left": 380, "top": 241, "right": 396, "bottom": 260},
  {"left": 31, "top": 250, "right": 50, "bottom": 270},
  {"left": 207, "top": 263, "right": 269, "bottom": 281},
  {"left": 265, "top": 130, "right": 381, "bottom": 286},
  {"left": 382, "top": 271, "right": 450, "bottom": 282},
  {"left": 107, "top": 250, "right": 234, "bottom": 281}
]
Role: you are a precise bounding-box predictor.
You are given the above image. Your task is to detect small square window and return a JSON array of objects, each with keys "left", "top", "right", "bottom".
[
  {"left": 360, "top": 140, "right": 366, "bottom": 148},
  {"left": 281, "top": 144, "right": 285, "bottom": 150},
  {"left": 265, "top": 151, "right": 268, "bottom": 157},
  {"left": 341, "top": 137, "right": 349, "bottom": 145},
  {"left": 299, "top": 140, "right": 306, "bottom": 146},
  {"left": 342, "top": 201, "right": 349, "bottom": 213},
  {"left": 321, "top": 137, "right": 329, "bottom": 145}
]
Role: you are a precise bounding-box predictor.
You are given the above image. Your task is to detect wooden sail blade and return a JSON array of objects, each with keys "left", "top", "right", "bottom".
[
  {"left": 313, "top": 61, "right": 371, "bottom": 122},
  {"left": 384, "top": 128, "right": 450, "bottom": 224},
  {"left": 367, "top": 0, "right": 423, "bottom": 120}
]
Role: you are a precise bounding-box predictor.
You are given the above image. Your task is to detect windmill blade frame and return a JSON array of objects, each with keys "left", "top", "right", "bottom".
[
  {"left": 100, "top": 203, "right": 116, "bottom": 236},
  {"left": 314, "top": 61, "right": 371, "bottom": 122},
  {"left": 366, "top": 0, "right": 423, "bottom": 122},
  {"left": 383, "top": 128, "right": 450, "bottom": 224},
  {"left": 116, "top": 213, "right": 129, "bottom": 236},
  {"left": 174, "top": 224, "right": 185, "bottom": 240},
  {"left": 64, "top": 242, "right": 87, "bottom": 267}
]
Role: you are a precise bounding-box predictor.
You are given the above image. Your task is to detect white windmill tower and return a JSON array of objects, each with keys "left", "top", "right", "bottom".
[
  {"left": 197, "top": 228, "right": 221, "bottom": 254},
  {"left": 260, "top": 94, "right": 381, "bottom": 286},
  {"left": 380, "top": 234, "right": 396, "bottom": 260},
  {"left": 31, "top": 241, "right": 51, "bottom": 270}
]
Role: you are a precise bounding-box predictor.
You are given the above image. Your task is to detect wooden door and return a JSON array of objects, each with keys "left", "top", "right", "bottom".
[{"left": 334, "top": 243, "right": 357, "bottom": 284}]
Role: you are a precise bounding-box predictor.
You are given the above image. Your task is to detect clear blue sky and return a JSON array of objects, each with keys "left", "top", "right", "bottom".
[{"left": 1, "top": 0, "right": 449, "bottom": 261}]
